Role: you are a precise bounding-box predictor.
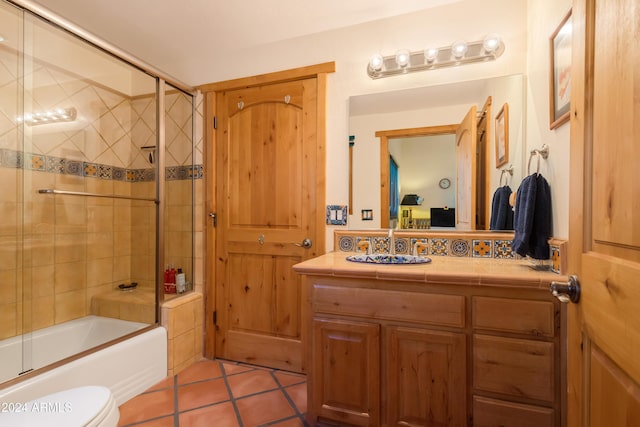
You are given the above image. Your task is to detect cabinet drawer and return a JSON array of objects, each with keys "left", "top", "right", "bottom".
[
  {"left": 312, "top": 284, "right": 465, "bottom": 328},
  {"left": 473, "top": 296, "right": 555, "bottom": 337},
  {"left": 473, "top": 334, "right": 554, "bottom": 402},
  {"left": 473, "top": 396, "right": 554, "bottom": 427}
]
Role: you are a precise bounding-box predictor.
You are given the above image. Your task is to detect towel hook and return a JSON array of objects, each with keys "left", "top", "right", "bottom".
[
  {"left": 527, "top": 144, "right": 549, "bottom": 175},
  {"left": 500, "top": 164, "right": 514, "bottom": 186}
]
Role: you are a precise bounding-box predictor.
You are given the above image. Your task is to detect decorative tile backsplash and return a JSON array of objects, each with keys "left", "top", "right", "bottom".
[{"left": 334, "top": 231, "right": 567, "bottom": 273}]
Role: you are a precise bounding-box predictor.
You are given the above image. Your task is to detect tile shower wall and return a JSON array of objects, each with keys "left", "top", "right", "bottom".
[{"left": 0, "top": 51, "right": 202, "bottom": 340}]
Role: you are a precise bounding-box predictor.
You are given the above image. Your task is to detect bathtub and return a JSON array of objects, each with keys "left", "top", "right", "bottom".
[{"left": 0, "top": 315, "right": 167, "bottom": 406}]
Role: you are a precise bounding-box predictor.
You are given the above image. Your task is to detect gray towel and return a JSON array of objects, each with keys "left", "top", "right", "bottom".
[{"left": 512, "top": 174, "right": 551, "bottom": 259}]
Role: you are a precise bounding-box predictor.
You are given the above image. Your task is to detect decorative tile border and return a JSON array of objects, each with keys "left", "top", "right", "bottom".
[
  {"left": 335, "top": 231, "right": 567, "bottom": 272},
  {"left": 549, "top": 238, "right": 567, "bottom": 274},
  {"left": 0, "top": 148, "right": 202, "bottom": 181}
]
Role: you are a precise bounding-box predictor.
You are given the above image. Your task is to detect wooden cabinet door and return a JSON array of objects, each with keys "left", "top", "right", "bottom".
[
  {"left": 570, "top": 0, "right": 640, "bottom": 425},
  {"left": 312, "top": 318, "right": 380, "bottom": 427},
  {"left": 386, "top": 326, "right": 467, "bottom": 427}
]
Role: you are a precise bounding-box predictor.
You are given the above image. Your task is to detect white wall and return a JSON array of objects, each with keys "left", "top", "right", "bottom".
[
  {"left": 196, "top": 0, "right": 572, "bottom": 248},
  {"left": 525, "top": 0, "right": 572, "bottom": 239}
]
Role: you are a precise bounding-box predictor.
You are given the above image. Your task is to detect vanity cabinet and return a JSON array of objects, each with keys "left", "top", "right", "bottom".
[{"left": 300, "top": 268, "right": 563, "bottom": 427}]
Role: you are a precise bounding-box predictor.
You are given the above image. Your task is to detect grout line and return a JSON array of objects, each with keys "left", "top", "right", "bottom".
[
  {"left": 219, "top": 361, "right": 245, "bottom": 427},
  {"left": 270, "top": 370, "right": 308, "bottom": 424},
  {"left": 173, "top": 375, "right": 179, "bottom": 427}
]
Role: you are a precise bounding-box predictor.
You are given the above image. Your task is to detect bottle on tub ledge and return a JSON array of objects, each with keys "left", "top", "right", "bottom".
[
  {"left": 176, "top": 268, "right": 186, "bottom": 293},
  {"left": 164, "top": 265, "right": 177, "bottom": 294}
]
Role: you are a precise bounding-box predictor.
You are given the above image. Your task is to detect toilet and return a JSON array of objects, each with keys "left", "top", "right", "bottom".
[{"left": 0, "top": 386, "right": 119, "bottom": 427}]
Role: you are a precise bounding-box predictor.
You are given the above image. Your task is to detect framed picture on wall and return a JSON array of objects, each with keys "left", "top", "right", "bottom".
[
  {"left": 495, "top": 103, "right": 509, "bottom": 168},
  {"left": 549, "top": 9, "right": 572, "bottom": 129}
]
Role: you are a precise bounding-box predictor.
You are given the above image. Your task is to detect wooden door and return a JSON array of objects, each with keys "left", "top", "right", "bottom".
[
  {"left": 312, "top": 318, "right": 381, "bottom": 427},
  {"left": 214, "top": 78, "right": 321, "bottom": 372},
  {"left": 456, "top": 105, "right": 478, "bottom": 230},
  {"left": 386, "top": 326, "right": 466, "bottom": 427},
  {"left": 568, "top": 0, "right": 640, "bottom": 425}
]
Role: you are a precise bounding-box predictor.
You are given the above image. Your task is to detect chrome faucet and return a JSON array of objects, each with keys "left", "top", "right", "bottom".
[{"left": 388, "top": 229, "right": 395, "bottom": 255}]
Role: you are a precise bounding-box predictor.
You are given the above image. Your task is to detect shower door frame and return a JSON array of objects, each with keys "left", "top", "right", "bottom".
[{"left": 2, "top": 0, "right": 197, "bottom": 387}]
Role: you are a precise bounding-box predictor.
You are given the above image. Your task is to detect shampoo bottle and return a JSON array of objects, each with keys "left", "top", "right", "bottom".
[{"left": 176, "top": 268, "right": 186, "bottom": 293}]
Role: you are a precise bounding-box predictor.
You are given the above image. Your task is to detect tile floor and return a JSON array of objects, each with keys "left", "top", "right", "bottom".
[{"left": 118, "top": 359, "right": 308, "bottom": 427}]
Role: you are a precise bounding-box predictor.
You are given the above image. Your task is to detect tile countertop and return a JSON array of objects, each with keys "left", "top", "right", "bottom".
[{"left": 293, "top": 251, "right": 567, "bottom": 290}]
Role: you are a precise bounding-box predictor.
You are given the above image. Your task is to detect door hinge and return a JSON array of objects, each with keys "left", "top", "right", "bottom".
[
  {"left": 213, "top": 116, "right": 217, "bottom": 129},
  {"left": 213, "top": 310, "right": 217, "bottom": 325}
]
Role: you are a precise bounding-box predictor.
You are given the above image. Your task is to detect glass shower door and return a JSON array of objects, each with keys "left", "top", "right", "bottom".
[{"left": 0, "top": 0, "right": 27, "bottom": 381}]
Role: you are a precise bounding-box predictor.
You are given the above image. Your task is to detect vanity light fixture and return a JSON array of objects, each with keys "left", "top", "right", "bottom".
[
  {"left": 395, "top": 49, "right": 411, "bottom": 68},
  {"left": 16, "top": 107, "right": 77, "bottom": 126},
  {"left": 367, "top": 34, "right": 505, "bottom": 79}
]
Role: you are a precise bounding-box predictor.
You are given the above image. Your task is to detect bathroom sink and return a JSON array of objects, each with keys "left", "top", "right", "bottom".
[{"left": 346, "top": 254, "right": 431, "bottom": 264}]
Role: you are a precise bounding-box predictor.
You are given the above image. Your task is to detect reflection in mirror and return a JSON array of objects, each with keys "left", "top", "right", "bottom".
[
  {"left": 391, "top": 134, "right": 455, "bottom": 230},
  {"left": 348, "top": 74, "right": 525, "bottom": 231}
]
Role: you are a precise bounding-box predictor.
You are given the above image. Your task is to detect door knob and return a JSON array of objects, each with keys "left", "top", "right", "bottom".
[
  {"left": 550, "top": 275, "right": 581, "bottom": 303},
  {"left": 295, "top": 238, "right": 313, "bottom": 249}
]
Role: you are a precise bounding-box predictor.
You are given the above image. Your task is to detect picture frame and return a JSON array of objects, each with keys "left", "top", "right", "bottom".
[
  {"left": 549, "top": 9, "right": 572, "bottom": 129},
  {"left": 495, "top": 103, "right": 509, "bottom": 168}
]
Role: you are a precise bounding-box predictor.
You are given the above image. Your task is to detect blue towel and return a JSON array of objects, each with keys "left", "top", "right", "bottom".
[
  {"left": 490, "top": 185, "right": 513, "bottom": 230},
  {"left": 512, "top": 174, "right": 552, "bottom": 259}
]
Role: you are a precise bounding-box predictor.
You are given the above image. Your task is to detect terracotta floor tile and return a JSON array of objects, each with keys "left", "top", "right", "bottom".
[
  {"left": 235, "top": 389, "right": 296, "bottom": 426},
  {"left": 284, "top": 383, "right": 307, "bottom": 414},
  {"left": 269, "top": 417, "right": 306, "bottom": 427},
  {"left": 178, "top": 359, "right": 223, "bottom": 385},
  {"left": 146, "top": 376, "right": 174, "bottom": 391},
  {"left": 227, "top": 369, "right": 279, "bottom": 398},
  {"left": 220, "top": 361, "right": 256, "bottom": 375},
  {"left": 274, "top": 370, "right": 306, "bottom": 387},
  {"left": 117, "top": 388, "right": 174, "bottom": 425},
  {"left": 178, "top": 377, "right": 230, "bottom": 411},
  {"left": 118, "top": 359, "right": 308, "bottom": 427},
  {"left": 179, "top": 401, "right": 240, "bottom": 427},
  {"left": 119, "top": 414, "right": 175, "bottom": 427}
]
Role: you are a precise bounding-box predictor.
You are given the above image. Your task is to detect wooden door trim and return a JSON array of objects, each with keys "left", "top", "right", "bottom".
[
  {"left": 567, "top": 1, "right": 589, "bottom": 426},
  {"left": 204, "top": 91, "right": 217, "bottom": 358},
  {"left": 198, "top": 62, "right": 336, "bottom": 93},
  {"left": 376, "top": 124, "right": 458, "bottom": 228},
  {"left": 202, "top": 63, "right": 333, "bottom": 360}
]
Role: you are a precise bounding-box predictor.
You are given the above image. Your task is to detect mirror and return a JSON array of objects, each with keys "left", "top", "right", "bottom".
[{"left": 348, "top": 74, "right": 525, "bottom": 231}]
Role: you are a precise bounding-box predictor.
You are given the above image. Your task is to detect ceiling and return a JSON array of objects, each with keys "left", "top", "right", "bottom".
[{"left": 28, "top": 0, "right": 461, "bottom": 87}]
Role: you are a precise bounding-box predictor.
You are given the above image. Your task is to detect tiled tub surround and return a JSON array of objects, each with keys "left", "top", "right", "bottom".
[
  {"left": 0, "top": 62, "right": 201, "bottom": 343},
  {"left": 161, "top": 292, "right": 204, "bottom": 377},
  {"left": 334, "top": 230, "right": 567, "bottom": 274}
]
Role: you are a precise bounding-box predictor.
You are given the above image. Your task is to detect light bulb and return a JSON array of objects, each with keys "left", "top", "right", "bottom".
[
  {"left": 369, "top": 54, "right": 384, "bottom": 71},
  {"left": 424, "top": 47, "right": 439, "bottom": 63},
  {"left": 451, "top": 40, "right": 468, "bottom": 59},
  {"left": 483, "top": 34, "right": 501, "bottom": 53},
  {"left": 395, "top": 49, "right": 411, "bottom": 68}
]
